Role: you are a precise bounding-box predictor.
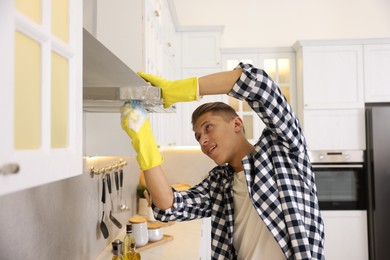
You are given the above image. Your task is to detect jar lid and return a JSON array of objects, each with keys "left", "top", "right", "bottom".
[
  {"left": 147, "top": 221, "right": 160, "bottom": 229},
  {"left": 128, "top": 216, "right": 147, "bottom": 224}
]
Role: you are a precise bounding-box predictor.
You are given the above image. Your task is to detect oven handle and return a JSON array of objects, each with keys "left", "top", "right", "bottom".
[{"left": 312, "top": 164, "right": 363, "bottom": 168}]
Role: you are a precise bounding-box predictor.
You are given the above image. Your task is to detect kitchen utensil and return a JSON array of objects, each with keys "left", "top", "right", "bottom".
[
  {"left": 100, "top": 177, "right": 109, "bottom": 239},
  {"left": 106, "top": 173, "right": 122, "bottom": 229},
  {"left": 119, "top": 168, "right": 128, "bottom": 211},
  {"left": 114, "top": 170, "right": 120, "bottom": 209}
]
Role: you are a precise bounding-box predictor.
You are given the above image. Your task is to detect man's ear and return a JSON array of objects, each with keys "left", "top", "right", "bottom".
[{"left": 233, "top": 117, "right": 244, "bottom": 133}]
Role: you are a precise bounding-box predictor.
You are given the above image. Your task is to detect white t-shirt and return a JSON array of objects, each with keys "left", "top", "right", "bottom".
[{"left": 233, "top": 171, "right": 285, "bottom": 260}]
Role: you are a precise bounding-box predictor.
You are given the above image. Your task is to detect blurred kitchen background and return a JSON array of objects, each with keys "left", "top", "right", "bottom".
[{"left": 1, "top": 0, "right": 389, "bottom": 259}]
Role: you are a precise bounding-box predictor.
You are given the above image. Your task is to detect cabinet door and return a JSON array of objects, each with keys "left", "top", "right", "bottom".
[
  {"left": 259, "top": 52, "right": 297, "bottom": 111},
  {"left": 302, "top": 45, "right": 364, "bottom": 109},
  {"left": 0, "top": 0, "right": 82, "bottom": 196},
  {"left": 182, "top": 31, "right": 221, "bottom": 68},
  {"left": 321, "top": 211, "right": 368, "bottom": 260},
  {"left": 303, "top": 109, "right": 366, "bottom": 150},
  {"left": 364, "top": 44, "right": 390, "bottom": 102}
]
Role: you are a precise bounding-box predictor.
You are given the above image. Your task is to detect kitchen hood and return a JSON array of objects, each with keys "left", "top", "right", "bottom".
[{"left": 83, "top": 29, "right": 174, "bottom": 113}]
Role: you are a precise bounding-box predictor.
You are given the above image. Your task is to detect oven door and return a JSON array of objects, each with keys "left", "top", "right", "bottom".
[{"left": 313, "top": 164, "right": 366, "bottom": 210}]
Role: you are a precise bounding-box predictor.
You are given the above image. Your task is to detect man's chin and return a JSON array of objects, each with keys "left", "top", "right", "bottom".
[{"left": 212, "top": 158, "right": 226, "bottom": 166}]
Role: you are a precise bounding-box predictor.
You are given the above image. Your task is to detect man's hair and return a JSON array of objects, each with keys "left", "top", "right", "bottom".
[{"left": 191, "top": 102, "right": 239, "bottom": 128}]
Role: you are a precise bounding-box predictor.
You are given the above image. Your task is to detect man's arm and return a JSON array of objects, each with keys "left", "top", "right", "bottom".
[
  {"left": 143, "top": 166, "right": 173, "bottom": 210},
  {"left": 129, "top": 68, "right": 243, "bottom": 210},
  {"left": 198, "top": 69, "right": 243, "bottom": 96}
]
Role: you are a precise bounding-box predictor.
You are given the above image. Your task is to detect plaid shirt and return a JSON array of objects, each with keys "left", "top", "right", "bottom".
[{"left": 153, "top": 63, "right": 325, "bottom": 259}]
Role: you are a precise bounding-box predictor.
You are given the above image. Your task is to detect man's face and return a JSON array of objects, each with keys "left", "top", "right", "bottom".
[{"left": 193, "top": 112, "right": 242, "bottom": 166}]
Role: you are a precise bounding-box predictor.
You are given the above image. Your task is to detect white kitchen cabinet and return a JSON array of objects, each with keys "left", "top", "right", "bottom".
[
  {"left": 0, "top": 0, "right": 83, "bottom": 196},
  {"left": 181, "top": 31, "right": 221, "bottom": 68},
  {"left": 96, "top": 0, "right": 178, "bottom": 75},
  {"left": 321, "top": 211, "right": 368, "bottom": 260},
  {"left": 364, "top": 43, "right": 390, "bottom": 103},
  {"left": 294, "top": 42, "right": 366, "bottom": 151},
  {"left": 259, "top": 51, "right": 297, "bottom": 111},
  {"left": 296, "top": 44, "right": 364, "bottom": 110},
  {"left": 303, "top": 109, "right": 366, "bottom": 150}
]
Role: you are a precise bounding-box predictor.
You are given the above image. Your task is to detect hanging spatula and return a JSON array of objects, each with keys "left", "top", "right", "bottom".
[{"left": 106, "top": 173, "right": 122, "bottom": 229}]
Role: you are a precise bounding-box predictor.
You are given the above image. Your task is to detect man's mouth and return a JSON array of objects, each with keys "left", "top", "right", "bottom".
[{"left": 208, "top": 145, "right": 216, "bottom": 155}]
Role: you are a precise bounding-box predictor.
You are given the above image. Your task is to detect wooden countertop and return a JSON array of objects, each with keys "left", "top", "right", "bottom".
[{"left": 96, "top": 219, "right": 203, "bottom": 260}]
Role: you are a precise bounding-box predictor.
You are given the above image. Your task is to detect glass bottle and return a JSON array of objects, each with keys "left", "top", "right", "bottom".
[
  {"left": 112, "top": 239, "right": 124, "bottom": 260},
  {"left": 123, "top": 223, "right": 141, "bottom": 260}
]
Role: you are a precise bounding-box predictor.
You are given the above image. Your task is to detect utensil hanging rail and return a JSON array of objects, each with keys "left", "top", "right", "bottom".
[{"left": 89, "top": 159, "right": 127, "bottom": 178}]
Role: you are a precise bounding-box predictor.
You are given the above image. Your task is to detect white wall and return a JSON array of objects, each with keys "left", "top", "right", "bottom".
[{"left": 172, "top": 0, "right": 390, "bottom": 48}]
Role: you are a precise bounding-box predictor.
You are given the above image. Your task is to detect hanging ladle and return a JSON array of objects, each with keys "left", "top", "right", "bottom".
[
  {"left": 106, "top": 173, "right": 122, "bottom": 229},
  {"left": 119, "top": 168, "right": 128, "bottom": 211},
  {"left": 100, "top": 177, "right": 109, "bottom": 239}
]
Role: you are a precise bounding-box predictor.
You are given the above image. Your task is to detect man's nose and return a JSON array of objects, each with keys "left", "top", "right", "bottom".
[{"left": 199, "top": 135, "right": 209, "bottom": 146}]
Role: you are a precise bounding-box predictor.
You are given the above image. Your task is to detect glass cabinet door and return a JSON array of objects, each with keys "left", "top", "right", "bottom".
[
  {"left": 0, "top": 0, "right": 82, "bottom": 196},
  {"left": 259, "top": 52, "right": 296, "bottom": 110}
]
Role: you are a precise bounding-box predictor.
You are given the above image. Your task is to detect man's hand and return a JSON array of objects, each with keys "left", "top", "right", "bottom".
[
  {"left": 121, "top": 101, "right": 163, "bottom": 170},
  {"left": 138, "top": 72, "right": 199, "bottom": 108}
]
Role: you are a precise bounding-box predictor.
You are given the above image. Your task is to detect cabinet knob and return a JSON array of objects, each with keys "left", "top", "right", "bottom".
[{"left": 0, "top": 163, "right": 20, "bottom": 174}]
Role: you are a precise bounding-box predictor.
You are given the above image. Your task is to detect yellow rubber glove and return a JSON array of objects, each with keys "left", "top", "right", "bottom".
[
  {"left": 121, "top": 101, "right": 163, "bottom": 171},
  {"left": 138, "top": 72, "right": 199, "bottom": 108}
]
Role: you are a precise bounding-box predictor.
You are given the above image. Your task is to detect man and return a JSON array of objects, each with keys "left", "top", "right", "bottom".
[{"left": 121, "top": 63, "right": 325, "bottom": 259}]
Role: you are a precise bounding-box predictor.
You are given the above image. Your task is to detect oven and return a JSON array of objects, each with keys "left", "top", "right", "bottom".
[{"left": 309, "top": 150, "right": 367, "bottom": 210}]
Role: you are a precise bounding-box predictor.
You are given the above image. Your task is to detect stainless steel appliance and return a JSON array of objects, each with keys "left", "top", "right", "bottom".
[
  {"left": 365, "top": 104, "right": 390, "bottom": 260},
  {"left": 309, "top": 150, "right": 366, "bottom": 210},
  {"left": 83, "top": 29, "right": 174, "bottom": 113}
]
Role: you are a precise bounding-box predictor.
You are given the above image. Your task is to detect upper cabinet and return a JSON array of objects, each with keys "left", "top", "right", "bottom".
[
  {"left": 294, "top": 39, "right": 390, "bottom": 151},
  {"left": 294, "top": 41, "right": 366, "bottom": 151},
  {"left": 95, "top": 0, "right": 177, "bottom": 76},
  {"left": 181, "top": 31, "right": 221, "bottom": 68},
  {"left": 364, "top": 43, "right": 390, "bottom": 103},
  {"left": 0, "top": 0, "right": 83, "bottom": 196},
  {"left": 296, "top": 44, "right": 364, "bottom": 110}
]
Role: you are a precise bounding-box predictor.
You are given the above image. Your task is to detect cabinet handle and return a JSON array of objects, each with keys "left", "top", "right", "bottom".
[
  {"left": 154, "top": 10, "right": 160, "bottom": 17},
  {"left": 0, "top": 163, "right": 20, "bottom": 174}
]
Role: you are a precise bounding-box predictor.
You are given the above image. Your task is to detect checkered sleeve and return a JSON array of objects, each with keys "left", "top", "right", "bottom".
[
  {"left": 151, "top": 174, "right": 213, "bottom": 222},
  {"left": 230, "top": 63, "right": 307, "bottom": 154}
]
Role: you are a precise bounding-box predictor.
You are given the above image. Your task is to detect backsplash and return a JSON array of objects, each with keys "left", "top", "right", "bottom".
[
  {"left": 0, "top": 156, "right": 140, "bottom": 260},
  {"left": 0, "top": 147, "right": 215, "bottom": 259}
]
